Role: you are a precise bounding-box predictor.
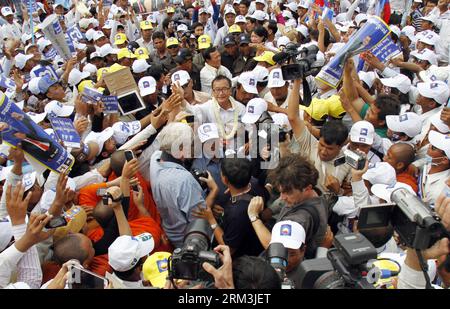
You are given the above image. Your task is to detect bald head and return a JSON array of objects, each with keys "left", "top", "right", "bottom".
[
  {"left": 111, "top": 150, "right": 126, "bottom": 176},
  {"left": 388, "top": 143, "right": 415, "bottom": 173},
  {"left": 53, "top": 233, "right": 90, "bottom": 266},
  {"left": 93, "top": 200, "right": 114, "bottom": 228}
]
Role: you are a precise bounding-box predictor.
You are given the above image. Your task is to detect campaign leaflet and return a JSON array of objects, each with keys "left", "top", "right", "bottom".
[
  {"left": 49, "top": 117, "right": 81, "bottom": 149},
  {"left": 316, "top": 16, "right": 391, "bottom": 88},
  {"left": 371, "top": 36, "right": 402, "bottom": 64},
  {"left": 102, "top": 95, "right": 119, "bottom": 114},
  {"left": 0, "top": 93, "right": 74, "bottom": 173},
  {"left": 82, "top": 87, "right": 103, "bottom": 104},
  {"left": 322, "top": 7, "right": 334, "bottom": 21}
]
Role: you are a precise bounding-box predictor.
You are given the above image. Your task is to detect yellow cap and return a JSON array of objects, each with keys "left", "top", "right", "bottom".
[
  {"left": 228, "top": 24, "right": 242, "bottom": 34},
  {"left": 117, "top": 48, "right": 137, "bottom": 60},
  {"left": 114, "top": 33, "right": 128, "bottom": 45},
  {"left": 167, "top": 6, "right": 175, "bottom": 13},
  {"left": 143, "top": 252, "right": 172, "bottom": 288},
  {"left": 327, "top": 95, "right": 346, "bottom": 119},
  {"left": 140, "top": 20, "right": 153, "bottom": 30},
  {"left": 198, "top": 34, "right": 212, "bottom": 50},
  {"left": 300, "top": 99, "right": 329, "bottom": 121},
  {"left": 78, "top": 79, "right": 96, "bottom": 94},
  {"left": 135, "top": 47, "right": 149, "bottom": 60},
  {"left": 109, "top": 63, "right": 126, "bottom": 73},
  {"left": 166, "top": 37, "right": 179, "bottom": 48},
  {"left": 254, "top": 51, "right": 276, "bottom": 66}
]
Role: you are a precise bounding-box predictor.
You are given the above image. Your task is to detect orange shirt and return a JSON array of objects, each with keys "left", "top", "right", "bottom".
[{"left": 397, "top": 172, "right": 418, "bottom": 193}]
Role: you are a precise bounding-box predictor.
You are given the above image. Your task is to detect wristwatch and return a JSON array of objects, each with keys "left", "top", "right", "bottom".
[
  {"left": 249, "top": 215, "right": 259, "bottom": 223},
  {"left": 210, "top": 223, "right": 218, "bottom": 230}
]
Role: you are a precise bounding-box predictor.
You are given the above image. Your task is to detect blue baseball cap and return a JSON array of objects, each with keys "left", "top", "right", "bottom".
[{"left": 38, "top": 74, "right": 59, "bottom": 94}]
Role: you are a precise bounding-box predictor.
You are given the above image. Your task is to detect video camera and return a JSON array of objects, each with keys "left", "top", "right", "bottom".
[
  {"left": 297, "top": 232, "right": 379, "bottom": 289},
  {"left": 334, "top": 149, "right": 367, "bottom": 170},
  {"left": 191, "top": 168, "right": 208, "bottom": 190},
  {"left": 168, "top": 219, "right": 222, "bottom": 283},
  {"left": 273, "top": 43, "right": 321, "bottom": 81},
  {"left": 267, "top": 242, "right": 295, "bottom": 289},
  {"left": 358, "top": 188, "right": 450, "bottom": 250}
]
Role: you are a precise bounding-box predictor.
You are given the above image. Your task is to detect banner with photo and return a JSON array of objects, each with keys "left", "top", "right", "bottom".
[
  {"left": 316, "top": 16, "right": 391, "bottom": 88},
  {"left": 0, "top": 93, "right": 74, "bottom": 174}
]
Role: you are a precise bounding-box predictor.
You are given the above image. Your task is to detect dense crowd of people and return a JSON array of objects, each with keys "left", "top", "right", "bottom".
[{"left": 0, "top": 0, "right": 450, "bottom": 289}]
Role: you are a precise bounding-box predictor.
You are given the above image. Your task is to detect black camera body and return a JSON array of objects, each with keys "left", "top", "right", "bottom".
[
  {"left": 267, "top": 242, "right": 295, "bottom": 289},
  {"left": 273, "top": 43, "right": 320, "bottom": 80},
  {"left": 358, "top": 188, "right": 450, "bottom": 250},
  {"left": 169, "top": 219, "right": 222, "bottom": 282},
  {"left": 191, "top": 168, "right": 208, "bottom": 189}
]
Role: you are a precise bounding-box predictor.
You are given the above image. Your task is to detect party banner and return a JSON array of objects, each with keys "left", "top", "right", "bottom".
[
  {"left": 316, "top": 16, "right": 391, "bottom": 88},
  {"left": 40, "top": 14, "right": 72, "bottom": 60},
  {"left": 0, "top": 93, "right": 74, "bottom": 173},
  {"left": 102, "top": 95, "right": 119, "bottom": 114},
  {"left": 49, "top": 117, "right": 81, "bottom": 149},
  {"left": 67, "top": 25, "right": 86, "bottom": 42},
  {"left": 371, "top": 36, "right": 402, "bottom": 64}
]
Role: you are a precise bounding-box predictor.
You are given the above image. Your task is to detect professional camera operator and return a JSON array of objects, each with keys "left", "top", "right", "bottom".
[{"left": 247, "top": 154, "right": 331, "bottom": 260}]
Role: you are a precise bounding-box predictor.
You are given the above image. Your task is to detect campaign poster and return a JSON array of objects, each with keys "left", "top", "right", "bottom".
[
  {"left": 82, "top": 87, "right": 103, "bottom": 104},
  {"left": 49, "top": 117, "right": 81, "bottom": 149},
  {"left": 0, "top": 93, "right": 74, "bottom": 173},
  {"left": 371, "top": 36, "right": 402, "bottom": 64},
  {"left": 316, "top": 16, "right": 391, "bottom": 88},
  {"left": 102, "top": 95, "right": 119, "bottom": 114},
  {"left": 30, "top": 64, "right": 59, "bottom": 80},
  {"left": 67, "top": 25, "right": 86, "bottom": 43}
]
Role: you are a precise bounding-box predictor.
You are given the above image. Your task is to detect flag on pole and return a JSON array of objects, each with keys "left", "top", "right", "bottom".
[{"left": 375, "top": 0, "right": 391, "bottom": 24}]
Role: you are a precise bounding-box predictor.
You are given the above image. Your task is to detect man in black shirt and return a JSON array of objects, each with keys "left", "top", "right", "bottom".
[
  {"left": 193, "top": 158, "right": 264, "bottom": 258},
  {"left": 219, "top": 35, "right": 239, "bottom": 76}
]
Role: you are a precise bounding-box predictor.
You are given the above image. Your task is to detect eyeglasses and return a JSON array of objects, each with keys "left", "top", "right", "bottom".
[{"left": 212, "top": 87, "right": 231, "bottom": 93}]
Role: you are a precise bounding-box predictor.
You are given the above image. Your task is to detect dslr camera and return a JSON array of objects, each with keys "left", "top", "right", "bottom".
[
  {"left": 334, "top": 149, "right": 367, "bottom": 170},
  {"left": 358, "top": 188, "right": 450, "bottom": 250},
  {"left": 191, "top": 168, "right": 208, "bottom": 189},
  {"left": 267, "top": 242, "right": 295, "bottom": 289},
  {"left": 273, "top": 43, "right": 321, "bottom": 80},
  {"left": 168, "top": 219, "right": 222, "bottom": 282}
]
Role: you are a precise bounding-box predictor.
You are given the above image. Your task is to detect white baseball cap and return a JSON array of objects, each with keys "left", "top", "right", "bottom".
[
  {"left": 255, "top": 0, "right": 266, "bottom": 5},
  {"left": 44, "top": 101, "right": 74, "bottom": 118},
  {"left": 277, "top": 36, "right": 291, "bottom": 48},
  {"left": 85, "top": 28, "right": 97, "bottom": 41},
  {"left": 28, "top": 77, "right": 42, "bottom": 95},
  {"left": 21, "top": 33, "right": 32, "bottom": 45},
  {"left": 271, "top": 113, "right": 291, "bottom": 131},
  {"left": 176, "top": 24, "right": 188, "bottom": 32},
  {"left": 138, "top": 76, "right": 157, "bottom": 97},
  {"left": 389, "top": 25, "right": 401, "bottom": 38},
  {"left": 79, "top": 18, "right": 94, "bottom": 30},
  {"left": 252, "top": 65, "right": 269, "bottom": 82},
  {"left": 250, "top": 10, "right": 268, "bottom": 21},
  {"left": 417, "top": 80, "right": 450, "bottom": 105},
  {"left": 27, "top": 111, "right": 47, "bottom": 124},
  {"left": 268, "top": 68, "right": 286, "bottom": 88},
  {"left": 379, "top": 74, "right": 412, "bottom": 94},
  {"left": 270, "top": 220, "right": 306, "bottom": 249},
  {"left": 99, "top": 44, "right": 120, "bottom": 57},
  {"left": 23, "top": 172, "right": 37, "bottom": 191},
  {"left": 371, "top": 182, "right": 416, "bottom": 203},
  {"left": 224, "top": 7, "right": 236, "bottom": 15},
  {"left": 296, "top": 24, "right": 309, "bottom": 38},
  {"left": 199, "top": 8, "right": 208, "bottom": 14},
  {"left": 355, "top": 13, "right": 368, "bottom": 27},
  {"left": 386, "top": 112, "right": 423, "bottom": 138},
  {"left": 103, "top": 20, "right": 114, "bottom": 29},
  {"left": 418, "top": 31, "right": 439, "bottom": 46},
  {"left": 112, "top": 121, "right": 142, "bottom": 145},
  {"left": 132, "top": 59, "right": 151, "bottom": 74},
  {"left": 68, "top": 68, "right": 91, "bottom": 87},
  {"left": 93, "top": 30, "right": 106, "bottom": 42},
  {"left": 37, "top": 38, "right": 52, "bottom": 53},
  {"left": 285, "top": 18, "right": 297, "bottom": 29},
  {"left": 430, "top": 111, "right": 450, "bottom": 134},
  {"left": 1, "top": 7, "right": 13, "bottom": 16},
  {"left": 335, "top": 13, "right": 348, "bottom": 23},
  {"left": 349, "top": 121, "right": 375, "bottom": 145},
  {"left": 85, "top": 127, "right": 115, "bottom": 155},
  {"left": 363, "top": 162, "right": 397, "bottom": 186},
  {"left": 286, "top": 2, "right": 298, "bottom": 12},
  {"left": 242, "top": 98, "right": 268, "bottom": 124},
  {"left": 421, "top": 14, "right": 437, "bottom": 24},
  {"left": 401, "top": 26, "right": 417, "bottom": 43},
  {"left": 358, "top": 71, "right": 378, "bottom": 88},
  {"left": 198, "top": 123, "right": 220, "bottom": 143},
  {"left": 0, "top": 217, "right": 12, "bottom": 252},
  {"left": 108, "top": 233, "right": 155, "bottom": 272},
  {"left": 14, "top": 53, "right": 34, "bottom": 70},
  {"left": 171, "top": 70, "right": 191, "bottom": 87},
  {"left": 39, "top": 178, "right": 76, "bottom": 211},
  {"left": 298, "top": 0, "right": 310, "bottom": 9},
  {"left": 282, "top": 10, "right": 293, "bottom": 20},
  {"left": 428, "top": 130, "right": 450, "bottom": 158},
  {"left": 237, "top": 71, "right": 258, "bottom": 94},
  {"left": 410, "top": 48, "right": 438, "bottom": 66},
  {"left": 235, "top": 15, "right": 246, "bottom": 23},
  {"left": 83, "top": 63, "right": 98, "bottom": 75}
]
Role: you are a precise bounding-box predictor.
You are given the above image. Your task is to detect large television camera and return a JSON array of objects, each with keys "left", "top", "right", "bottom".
[
  {"left": 358, "top": 188, "right": 450, "bottom": 250},
  {"left": 266, "top": 243, "right": 295, "bottom": 289},
  {"left": 168, "top": 219, "right": 222, "bottom": 283},
  {"left": 272, "top": 43, "right": 321, "bottom": 81}
]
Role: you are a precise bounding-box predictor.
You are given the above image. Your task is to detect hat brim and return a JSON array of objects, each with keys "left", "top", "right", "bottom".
[
  {"left": 140, "top": 86, "right": 156, "bottom": 97},
  {"left": 242, "top": 84, "right": 258, "bottom": 94},
  {"left": 429, "top": 130, "right": 450, "bottom": 158},
  {"left": 241, "top": 113, "right": 261, "bottom": 124},
  {"left": 58, "top": 105, "right": 75, "bottom": 117}
]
